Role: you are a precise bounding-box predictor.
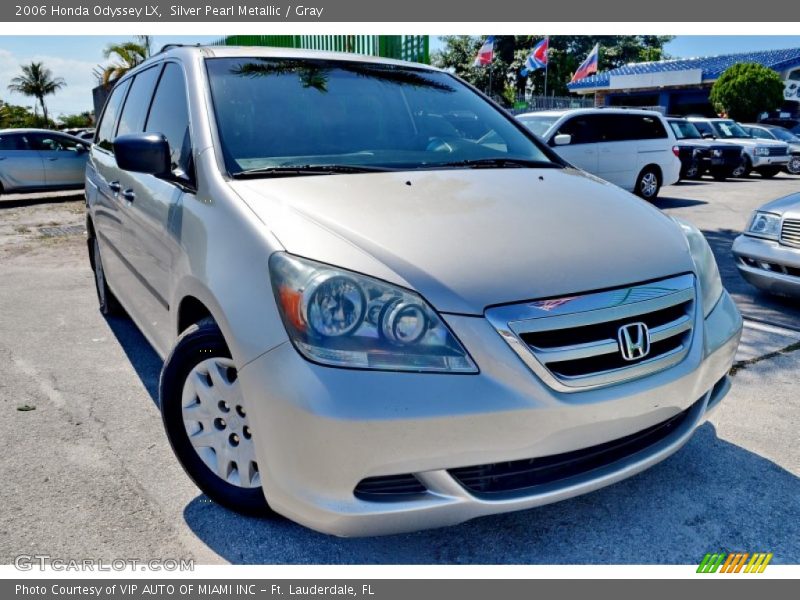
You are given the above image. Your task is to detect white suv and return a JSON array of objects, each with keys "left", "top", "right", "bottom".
[
  {"left": 517, "top": 108, "right": 681, "bottom": 200},
  {"left": 687, "top": 117, "right": 790, "bottom": 178}
]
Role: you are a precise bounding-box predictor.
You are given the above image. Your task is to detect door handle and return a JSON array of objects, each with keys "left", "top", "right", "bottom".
[
  {"left": 109, "top": 181, "right": 121, "bottom": 193},
  {"left": 122, "top": 189, "right": 136, "bottom": 202},
  {"left": 0, "top": 157, "right": 6, "bottom": 161},
  {"left": 48, "top": 157, "right": 59, "bottom": 161}
]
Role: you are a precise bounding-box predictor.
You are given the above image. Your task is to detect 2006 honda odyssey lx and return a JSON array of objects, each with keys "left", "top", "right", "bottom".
[{"left": 85, "top": 46, "right": 743, "bottom": 536}]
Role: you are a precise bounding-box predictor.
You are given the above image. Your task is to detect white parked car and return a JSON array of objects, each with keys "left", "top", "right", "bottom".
[{"left": 517, "top": 108, "right": 681, "bottom": 200}]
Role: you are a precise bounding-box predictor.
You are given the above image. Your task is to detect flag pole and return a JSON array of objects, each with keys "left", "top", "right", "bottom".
[{"left": 543, "top": 51, "right": 548, "bottom": 99}]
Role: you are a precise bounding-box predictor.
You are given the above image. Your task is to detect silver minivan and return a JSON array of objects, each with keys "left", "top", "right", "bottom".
[{"left": 86, "top": 46, "right": 742, "bottom": 536}]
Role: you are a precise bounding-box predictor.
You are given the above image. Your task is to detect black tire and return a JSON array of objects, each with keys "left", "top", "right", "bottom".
[
  {"left": 634, "top": 166, "right": 661, "bottom": 201},
  {"left": 160, "top": 320, "right": 273, "bottom": 517},
  {"left": 91, "top": 236, "right": 123, "bottom": 316},
  {"left": 757, "top": 167, "right": 780, "bottom": 179},
  {"left": 732, "top": 155, "right": 751, "bottom": 178},
  {"left": 788, "top": 155, "right": 800, "bottom": 175},
  {"left": 685, "top": 161, "right": 701, "bottom": 180}
]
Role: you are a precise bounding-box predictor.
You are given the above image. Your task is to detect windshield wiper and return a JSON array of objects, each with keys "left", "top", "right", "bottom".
[
  {"left": 231, "top": 164, "right": 395, "bottom": 178},
  {"left": 431, "top": 157, "right": 562, "bottom": 170}
]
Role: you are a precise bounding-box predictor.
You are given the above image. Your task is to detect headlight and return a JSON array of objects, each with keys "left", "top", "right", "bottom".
[
  {"left": 674, "top": 218, "right": 724, "bottom": 317},
  {"left": 269, "top": 253, "right": 478, "bottom": 373},
  {"left": 746, "top": 211, "right": 781, "bottom": 240},
  {"left": 754, "top": 146, "right": 770, "bottom": 156},
  {"left": 711, "top": 148, "right": 722, "bottom": 157}
]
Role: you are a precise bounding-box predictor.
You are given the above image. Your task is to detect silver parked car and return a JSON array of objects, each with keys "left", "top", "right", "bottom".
[
  {"left": 733, "top": 194, "right": 800, "bottom": 297},
  {"left": 85, "top": 46, "right": 742, "bottom": 536},
  {"left": 0, "top": 128, "right": 89, "bottom": 194},
  {"left": 741, "top": 123, "right": 800, "bottom": 175}
]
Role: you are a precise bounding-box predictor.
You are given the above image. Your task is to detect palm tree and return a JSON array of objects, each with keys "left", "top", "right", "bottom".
[
  {"left": 7, "top": 62, "right": 66, "bottom": 126},
  {"left": 100, "top": 36, "right": 152, "bottom": 85}
]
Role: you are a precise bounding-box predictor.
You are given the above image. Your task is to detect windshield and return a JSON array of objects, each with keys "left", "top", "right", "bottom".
[
  {"left": 669, "top": 120, "right": 702, "bottom": 140},
  {"left": 205, "top": 58, "right": 556, "bottom": 175},
  {"left": 711, "top": 120, "right": 751, "bottom": 139},
  {"left": 517, "top": 115, "right": 560, "bottom": 138},
  {"left": 767, "top": 127, "right": 799, "bottom": 142}
]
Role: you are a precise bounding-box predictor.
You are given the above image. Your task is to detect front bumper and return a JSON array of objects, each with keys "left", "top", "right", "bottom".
[
  {"left": 238, "top": 291, "right": 742, "bottom": 537},
  {"left": 751, "top": 154, "right": 790, "bottom": 168},
  {"left": 733, "top": 234, "right": 800, "bottom": 296}
]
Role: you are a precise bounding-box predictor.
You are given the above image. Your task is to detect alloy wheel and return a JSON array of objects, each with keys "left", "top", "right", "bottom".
[{"left": 640, "top": 172, "right": 658, "bottom": 198}]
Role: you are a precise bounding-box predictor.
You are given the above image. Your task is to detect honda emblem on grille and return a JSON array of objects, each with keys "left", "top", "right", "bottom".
[{"left": 618, "top": 322, "right": 651, "bottom": 361}]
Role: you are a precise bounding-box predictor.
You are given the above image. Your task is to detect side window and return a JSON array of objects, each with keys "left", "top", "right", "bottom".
[
  {"left": 116, "top": 65, "right": 162, "bottom": 137},
  {"left": 751, "top": 128, "right": 771, "bottom": 140},
  {"left": 555, "top": 116, "right": 598, "bottom": 145},
  {"left": 594, "top": 114, "right": 631, "bottom": 142},
  {"left": 145, "top": 63, "right": 192, "bottom": 178},
  {"left": 0, "top": 134, "right": 26, "bottom": 150},
  {"left": 635, "top": 115, "right": 667, "bottom": 139},
  {"left": 96, "top": 78, "right": 131, "bottom": 152},
  {"left": 28, "top": 134, "right": 85, "bottom": 152}
]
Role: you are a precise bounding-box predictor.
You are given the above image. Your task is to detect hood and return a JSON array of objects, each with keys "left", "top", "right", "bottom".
[
  {"left": 676, "top": 140, "right": 742, "bottom": 150},
  {"left": 231, "top": 168, "right": 695, "bottom": 315},
  {"left": 722, "top": 137, "right": 786, "bottom": 148},
  {"left": 760, "top": 192, "right": 800, "bottom": 215}
]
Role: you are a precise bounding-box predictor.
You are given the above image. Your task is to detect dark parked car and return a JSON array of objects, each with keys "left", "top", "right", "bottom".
[{"left": 667, "top": 118, "right": 744, "bottom": 181}]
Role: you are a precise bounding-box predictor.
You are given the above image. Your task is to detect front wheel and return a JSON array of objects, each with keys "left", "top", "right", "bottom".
[
  {"left": 634, "top": 167, "right": 661, "bottom": 201},
  {"left": 786, "top": 155, "right": 800, "bottom": 175},
  {"left": 684, "top": 161, "right": 700, "bottom": 180},
  {"left": 160, "top": 320, "right": 273, "bottom": 516},
  {"left": 732, "top": 156, "right": 751, "bottom": 178}
]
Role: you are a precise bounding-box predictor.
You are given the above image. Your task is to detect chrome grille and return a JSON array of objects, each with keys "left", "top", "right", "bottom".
[
  {"left": 781, "top": 218, "right": 800, "bottom": 249},
  {"left": 767, "top": 146, "right": 789, "bottom": 157},
  {"left": 486, "top": 274, "right": 696, "bottom": 392}
]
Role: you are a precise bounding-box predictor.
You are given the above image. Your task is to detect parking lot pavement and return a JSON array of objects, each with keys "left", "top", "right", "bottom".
[{"left": 0, "top": 181, "right": 798, "bottom": 565}]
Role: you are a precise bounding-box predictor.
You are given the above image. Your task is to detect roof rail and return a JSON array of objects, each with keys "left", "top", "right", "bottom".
[{"left": 156, "top": 43, "right": 200, "bottom": 55}]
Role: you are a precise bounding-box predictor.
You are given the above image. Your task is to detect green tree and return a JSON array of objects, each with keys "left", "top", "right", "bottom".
[
  {"left": 99, "top": 35, "right": 152, "bottom": 85},
  {"left": 709, "top": 63, "right": 785, "bottom": 121},
  {"left": 59, "top": 111, "right": 94, "bottom": 129},
  {"left": 6, "top": 62, "right": 66, "bottom": 126},
  {"left": 0, "top": 100, "right": 40, "bottom": 128},
  {"left": 433, "top": 35, "right": 674, "bottom": 101}
]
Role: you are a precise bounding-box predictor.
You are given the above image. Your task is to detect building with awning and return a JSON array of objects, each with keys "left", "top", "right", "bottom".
[{"left": 567, "top": 48, "right": 800, "bottom": 117}]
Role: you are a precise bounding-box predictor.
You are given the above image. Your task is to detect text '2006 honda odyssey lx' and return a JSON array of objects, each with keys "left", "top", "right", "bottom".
[{"left": 85, "top": 46, "right": 743, "bottom": 536}]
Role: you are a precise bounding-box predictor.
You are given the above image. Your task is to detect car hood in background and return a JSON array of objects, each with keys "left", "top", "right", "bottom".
[
  {"left": 230, "top": 168, "right": 695, "bottom": 315},
  {"left": 757, "top": 192, "right": 800, "bottom": 215}
]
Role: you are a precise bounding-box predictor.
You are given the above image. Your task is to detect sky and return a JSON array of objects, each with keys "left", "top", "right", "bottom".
[{"left": 1, "top": 35, "right": 800, "bottom": 117}]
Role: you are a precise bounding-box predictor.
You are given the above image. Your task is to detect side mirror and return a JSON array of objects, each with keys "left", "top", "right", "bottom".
[
  {"left": 113, "top": 133, "right": 171, "bottom": 176},
  {"left": 553, "top": 133, "right": 572, "bottom": 146},
  {"left": 76, "top": 144, "right": 87, "bottom": 154}
]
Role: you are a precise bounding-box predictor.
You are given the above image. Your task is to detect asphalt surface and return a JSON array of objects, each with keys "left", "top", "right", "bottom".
[{"left": 0, "top": 177, "right": 798, "bottom": 565}]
